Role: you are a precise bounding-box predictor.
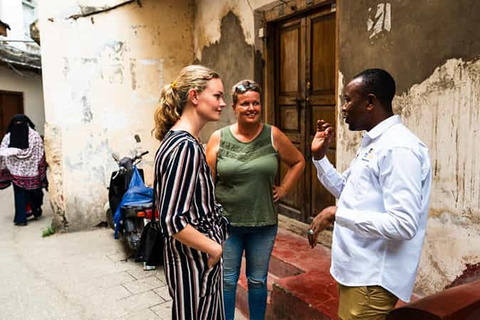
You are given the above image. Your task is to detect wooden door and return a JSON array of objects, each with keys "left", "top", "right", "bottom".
[
  {"left": 0, "top": 91, "right": 24, "bottom": 138},
  {"left": 274, "top": 6, "right": 336, "bottom": 223}
]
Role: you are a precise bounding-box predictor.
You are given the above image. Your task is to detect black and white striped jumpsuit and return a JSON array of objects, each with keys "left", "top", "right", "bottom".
[{"left": 155, "top": 130, "right": 228, "bottom": 320}]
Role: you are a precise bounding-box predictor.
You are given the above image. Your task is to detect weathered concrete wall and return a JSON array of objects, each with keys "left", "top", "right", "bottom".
[
  {"left": 194, "top": 0, "right": 272, "bottom": 142},
  {"left": 0, "top": 66, "right": 45, "bottom": 135},
  {"left": 197, "top": 0, "right": 480, "bottom": 299},
  {"left": 39, "top": 0, "right": 194, "bottom": 230},
  {"left": 338, "top": 1, "right": 480, "bottom": 296}
]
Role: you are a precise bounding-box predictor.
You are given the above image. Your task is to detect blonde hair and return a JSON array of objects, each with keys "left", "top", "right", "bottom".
[
  {"left": 231, "top": 79, "right": 261, "bottom": 105},
  {"left": 153, "top": 65, "right": 220, "bottom": 141}
]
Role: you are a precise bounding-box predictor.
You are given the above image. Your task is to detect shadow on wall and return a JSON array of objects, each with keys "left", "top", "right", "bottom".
[{"left": 196, "top": 11, "right": 256, "bottom": 141}]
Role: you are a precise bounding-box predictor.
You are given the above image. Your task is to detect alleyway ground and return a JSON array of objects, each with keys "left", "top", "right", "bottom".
[{"left": 0, "top": 188, "right": 245, "bottom": 320}]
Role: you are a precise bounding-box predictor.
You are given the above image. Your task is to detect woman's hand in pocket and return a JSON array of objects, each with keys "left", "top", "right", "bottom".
[{"left": 207, "top": 242, "right": 223, "bottom": 268}]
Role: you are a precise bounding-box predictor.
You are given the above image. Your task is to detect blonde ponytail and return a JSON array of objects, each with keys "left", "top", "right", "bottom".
[{"left": 153, "top": 65, "right": 220, "bottom": 141}]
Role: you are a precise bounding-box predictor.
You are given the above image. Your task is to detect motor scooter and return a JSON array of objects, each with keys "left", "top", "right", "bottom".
[{"left": 105, "top": 135, "right": 155, "bottom": 251}]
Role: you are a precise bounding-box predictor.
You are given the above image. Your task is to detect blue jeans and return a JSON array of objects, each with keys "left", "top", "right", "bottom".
[{"left": 223, "top": 225, "right": 278, "bottom": 320}]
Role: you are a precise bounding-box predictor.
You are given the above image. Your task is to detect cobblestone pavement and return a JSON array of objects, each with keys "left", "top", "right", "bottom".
[{"left": 0, "top": 188, "right": 245, "bottom": 320}]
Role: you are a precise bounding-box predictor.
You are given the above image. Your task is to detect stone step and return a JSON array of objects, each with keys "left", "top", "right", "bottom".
[{"left": 236, "top": 228, "right": 338, "bottom": 320}]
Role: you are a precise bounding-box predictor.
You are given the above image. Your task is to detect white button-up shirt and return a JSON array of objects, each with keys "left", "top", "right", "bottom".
[{"left": 313, "top": 115, "right": 432, "bottom": 302}]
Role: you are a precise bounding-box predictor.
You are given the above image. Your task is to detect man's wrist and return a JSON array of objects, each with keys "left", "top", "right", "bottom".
[{"left": 312, "top": 152, "right": 326, "bottom": 160}]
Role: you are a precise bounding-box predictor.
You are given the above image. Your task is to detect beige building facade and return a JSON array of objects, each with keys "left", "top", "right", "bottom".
[{"left": 38, "top": 0, "right": 480, "bottom": 299}]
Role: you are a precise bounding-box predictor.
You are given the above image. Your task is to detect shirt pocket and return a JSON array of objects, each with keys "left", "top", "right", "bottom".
[{"left": 350, "top": 160, "right": 375, "bottom": 200}]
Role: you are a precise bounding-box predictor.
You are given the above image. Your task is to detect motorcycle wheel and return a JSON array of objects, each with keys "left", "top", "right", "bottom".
[
  {"left": 106, "top": 209, "right": 115, "bottom": 230},
  {"left": 126, "top": 232, "right": 141, "bottom": 251},
  {"left": 124, "top": 218, "right": 144, "bottom": 251}
]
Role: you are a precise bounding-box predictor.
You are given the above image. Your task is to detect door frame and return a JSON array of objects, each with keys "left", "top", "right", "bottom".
[{"left": 256, "top": 0, "right": 340, "bottom": 223}]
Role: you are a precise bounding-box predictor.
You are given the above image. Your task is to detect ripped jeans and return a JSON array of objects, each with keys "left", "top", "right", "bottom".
[{"left": 223, "top": 225, "right": 278, "bottom": 320}]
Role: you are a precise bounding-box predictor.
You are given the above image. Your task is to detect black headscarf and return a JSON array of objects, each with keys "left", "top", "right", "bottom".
[{"left": 7, "top": 114, "right": 36, "bottom": 149}]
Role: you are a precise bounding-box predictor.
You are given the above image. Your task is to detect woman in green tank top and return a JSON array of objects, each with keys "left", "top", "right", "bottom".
[{"left": 206, "top": 80, "right": 305, "bottom": 320}]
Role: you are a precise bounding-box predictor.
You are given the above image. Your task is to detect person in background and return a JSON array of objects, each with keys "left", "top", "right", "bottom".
[
  {"left": 309, "top": 69, "right": 432, "bottom": 320},
  {"left": 153, "top": 65, "right": 228, "bottom": 320},
  {"left": 0, "top": 114, "right": 47, "bottom": 226},
  {"left": 206, "top": 79, "right": 305, "bottom": 320}
]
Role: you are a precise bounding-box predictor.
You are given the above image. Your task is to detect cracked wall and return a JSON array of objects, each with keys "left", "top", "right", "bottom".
[
  {"left": 194, "top": 0, "right": 272, "bottom": 141},
  {"left": 338, "top": 1, "right": 480, "bottom": 296},
  {"left": 39, "top": 0, "right": 194, "bottom": 230}
]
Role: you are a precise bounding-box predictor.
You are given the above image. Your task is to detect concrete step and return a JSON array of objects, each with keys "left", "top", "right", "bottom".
[{"left": 236, "top": 228, "right": 338, "bottom": 320}]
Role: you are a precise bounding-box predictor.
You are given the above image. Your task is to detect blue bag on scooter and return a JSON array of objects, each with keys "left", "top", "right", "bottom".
[{"left": 113, "top": 166, "right": 153, "bottom": 239}]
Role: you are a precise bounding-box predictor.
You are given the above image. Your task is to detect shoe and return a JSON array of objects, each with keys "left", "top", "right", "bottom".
[{"left": 14, "top": 222, "right": 27, "bottom": 227}]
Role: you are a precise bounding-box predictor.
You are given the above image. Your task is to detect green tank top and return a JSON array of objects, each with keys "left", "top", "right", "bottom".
[{"left": 215, "top": 124, "right": 278, "bottom": 226}]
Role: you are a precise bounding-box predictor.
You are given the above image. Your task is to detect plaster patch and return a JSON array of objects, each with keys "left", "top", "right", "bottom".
[
  {"left": 416, "top": 212, "right": 480, "bottom": 295},
  {"left": 81, "top": 96, "right": 93, "bottom": 123},
  {"left": 367, "top": 3, "right": 391, "bottom": 40},
  {"left": 395, "top": 58, "right": 480, "bottom": 218},
  {"left": 130, "top": 58, "right": 164, "bottom": 102},
  {"left": 194, "top": 0, "right": 261, "bottom": 60},
  {"left": 99, "top": 41, "right": 125, "bottom": 84},
  {"left": 44, "top": 123, "right": 68, "bottom": 229}
]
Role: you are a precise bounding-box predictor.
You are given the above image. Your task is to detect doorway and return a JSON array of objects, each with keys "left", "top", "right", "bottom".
[
  {"left": 273, "top": 4, "right": 337, "bottom": 223},
  {"left": 0, "top": 90, "right": 24, "bottom": 138}
]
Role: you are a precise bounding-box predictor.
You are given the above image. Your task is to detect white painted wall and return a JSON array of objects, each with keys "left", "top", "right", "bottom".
[
  {"left": 39, "top": 0, "right": 194, "bottom": 230},
  {"left": 0, "top": 65, "right": 45, "bottom": 135}
]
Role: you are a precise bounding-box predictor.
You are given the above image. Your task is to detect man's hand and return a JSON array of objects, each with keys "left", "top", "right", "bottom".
[
  {"left": 311, "top": 120, "right": 334, "bottom": 160},
  {"left": 308, "top": 206, "right": 337, "bottom": 248},
  {"left": 207, "top": 242, "right": 223, "bottom": 268}
]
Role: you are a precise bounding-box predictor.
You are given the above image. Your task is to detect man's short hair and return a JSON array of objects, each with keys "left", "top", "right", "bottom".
[{"left": 353, "top": 69, "right": 396, "bottom": 111}]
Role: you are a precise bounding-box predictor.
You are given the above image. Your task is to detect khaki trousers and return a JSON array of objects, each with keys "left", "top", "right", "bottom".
[{"left": 338, "top": 284, "right": 398, "bottom": 320}]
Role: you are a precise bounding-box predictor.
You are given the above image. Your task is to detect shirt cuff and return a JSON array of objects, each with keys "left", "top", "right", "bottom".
[
  {"left": 335, "top": 207, "right": 357, "bottom": 230},
  {"left": 312, "top": 156, "right": 332, "bottom": 175}
]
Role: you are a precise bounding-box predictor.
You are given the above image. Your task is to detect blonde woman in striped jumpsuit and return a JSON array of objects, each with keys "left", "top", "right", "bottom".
[{"left": 153, "top": 65, "right": 229, "bottom": 320}]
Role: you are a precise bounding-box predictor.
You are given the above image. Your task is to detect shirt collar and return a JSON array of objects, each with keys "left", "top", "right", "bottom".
[{"left": 364, "top": 115, "right": 401, "bottom": 142}]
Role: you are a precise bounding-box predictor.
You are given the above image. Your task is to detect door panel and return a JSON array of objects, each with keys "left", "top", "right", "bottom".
[
  {"left": 274, "top": 6, "right": 336, "bottom": 223},
  {"left": 311, "top": 13, "right": 336, "bottom": 94},
  {"left": 276, "top": 18, "right": 305, "bottom": 220},
  {"left": 280, "top": 26, "right": 300, "bottom": 94},
  {"left": 307, "top": 11, "right": 337, "bottom": 221}
]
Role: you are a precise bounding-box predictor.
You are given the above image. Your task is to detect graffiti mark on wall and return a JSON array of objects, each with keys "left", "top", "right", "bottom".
[
  {"left": 367, "top": 3, "right": 391, "bottom": 39},
  {"left": 99, "top": 41, "right": 125, "bottom": 84}
]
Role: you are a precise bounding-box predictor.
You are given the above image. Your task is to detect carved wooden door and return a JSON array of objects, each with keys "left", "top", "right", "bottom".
[{"left": 275, "top": 6, "right": 336, "bottom": 223}]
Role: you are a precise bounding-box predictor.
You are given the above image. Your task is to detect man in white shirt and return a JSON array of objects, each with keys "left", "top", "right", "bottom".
[{"left": 309, "top": 69, "right": 432, "bottom": 320}]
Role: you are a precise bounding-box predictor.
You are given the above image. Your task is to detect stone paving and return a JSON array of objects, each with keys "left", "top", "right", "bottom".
[{"left": 0, "top": 188, "right": 245, "bottom": 320}]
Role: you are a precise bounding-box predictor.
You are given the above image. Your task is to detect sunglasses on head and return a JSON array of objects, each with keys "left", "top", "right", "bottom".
[{"left": 234, "top": 81, "right": 258, "bottom": 94}]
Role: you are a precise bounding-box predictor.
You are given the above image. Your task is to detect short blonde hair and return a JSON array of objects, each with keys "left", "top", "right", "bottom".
[
  {"left": 153, "top": 65, "right": 220, "bottom": 141},
  {"left": 231, "top": 79, "right": 261, "bottom": 105}
]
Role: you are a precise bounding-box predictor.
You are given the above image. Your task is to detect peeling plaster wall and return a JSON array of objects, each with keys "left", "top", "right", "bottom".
[
  {"left": 339, "top": 1, "right": 480, "bottom": 296},
  {"left": 194, "top": 0, "right": 272, "bottom": 60},
  {"left": 39, "top": 0, "right": 194, "bottom": 230},
  {"left": 0, "top": 66, "right": 45, "bottom": 135},
  {"left": 194, "top": 0, "right": 274, "bottom": 142}
]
